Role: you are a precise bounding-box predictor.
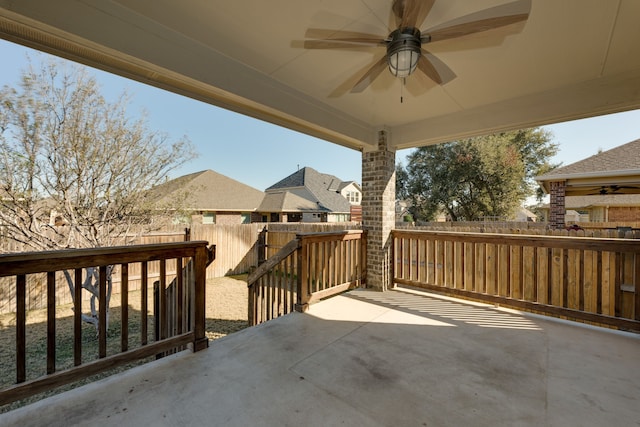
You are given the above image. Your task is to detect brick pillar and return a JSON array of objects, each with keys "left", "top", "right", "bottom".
[
  {"left": 362, "top": 130, "right": 395, "bottom": 291},
  {"left": 549, "top": 181, "right": 566, "bottom": 229}
]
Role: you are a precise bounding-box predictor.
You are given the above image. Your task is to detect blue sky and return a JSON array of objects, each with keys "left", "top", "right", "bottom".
[{"left": 1, "top": 39, "right": 639, "bottom": 192}]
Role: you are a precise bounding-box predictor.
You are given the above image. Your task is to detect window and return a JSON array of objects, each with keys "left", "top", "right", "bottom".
[
  {"left": 203, "top": 212, "right": 216, "bottom": 224},
  {"left": 345, "top": 191, "right": 360, "bottom": 203},
  {"left": 241, "top": 213, "right": 251, "bottom": 224}
]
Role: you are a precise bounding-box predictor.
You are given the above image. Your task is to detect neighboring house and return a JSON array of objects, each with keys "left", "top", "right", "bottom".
[
  {"left": 148, "top": 169, "right": 265, "bottom": 225},
  {"left": 512, "top": 207, "right": 537, "bottom": 222},
  {"left": 337, "top": 181, "right": 362, "bottom": 205},
  {"left": 262, "top": 167, "right": 356, "bottom": 222},
  {"left": 538, "top": 194, "right": 640, "bottom": 223},
  {"left": 395, "top": 200, "right": 412, "bottom": 223},
  {"left": 536, "top": 138, "right": 640, "bottom": 227}
]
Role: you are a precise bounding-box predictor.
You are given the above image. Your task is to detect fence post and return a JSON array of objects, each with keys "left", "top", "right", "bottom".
[
  {"left": 257, "top": 226, "right": 267, "bottom": 265},
  {"left": 295, "top": 236, "right": 309, "bottom": 312},
  {"left": 192, "top": 244, "right": 209, "bottom": 351}
]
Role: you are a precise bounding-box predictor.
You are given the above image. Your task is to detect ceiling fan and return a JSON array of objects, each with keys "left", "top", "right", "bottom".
[
  {"left": 596, "top": 185, "right": 640, "bottom": 195},
  {"left": 302, "top": 0, "right": 532, "bottom": 93}
]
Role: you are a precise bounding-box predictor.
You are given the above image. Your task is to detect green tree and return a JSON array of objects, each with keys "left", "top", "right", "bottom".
[
  {"left": 0, "top": 57, "right": 196, "bottom": 328},
  {"left": 397, "top": 129, "right": 558, "bottom": 222}
]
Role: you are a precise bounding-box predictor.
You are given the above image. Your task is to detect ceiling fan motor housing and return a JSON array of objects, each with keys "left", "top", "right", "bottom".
[{"left": 387, "top": 27, "right": 422, "bottom": 78}]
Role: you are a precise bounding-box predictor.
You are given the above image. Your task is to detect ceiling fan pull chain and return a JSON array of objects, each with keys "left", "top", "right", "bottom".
[{"left": 401, "top": 77, "right": 405, "bottom": 103}]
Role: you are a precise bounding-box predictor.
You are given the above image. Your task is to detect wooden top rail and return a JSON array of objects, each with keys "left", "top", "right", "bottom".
[
  {"left": 392, "top": 230, "right": 640, "bottom": 253},
  {"left": 296, "top": 230, "right": 365, "bottom": 244},
  {"left": 247, "top": 238, "right": 300, "bottom": 286},
  {"left": 0, "top": 241, "right": 211, "bottom": 277}
]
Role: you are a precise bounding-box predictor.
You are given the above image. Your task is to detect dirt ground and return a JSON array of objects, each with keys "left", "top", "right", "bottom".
[{"left": 204, "top": 274, "right": 249, "bottom": 340}]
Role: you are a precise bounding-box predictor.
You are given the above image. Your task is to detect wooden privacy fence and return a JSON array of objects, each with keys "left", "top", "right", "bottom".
[
  {"left": 0, "top": 241, "right": 211, "bottom": 406},
  {"left": 392, "top": 230, "right": 640, "bottom": 332},
  {"left": 247, "top": 230, "right": 366, "bottom": 326}
]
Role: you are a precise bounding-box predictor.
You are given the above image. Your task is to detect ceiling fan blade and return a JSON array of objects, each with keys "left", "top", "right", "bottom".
[
  {"left": 392, "top": 0, "right": 436, "bottom": 29},
  {"left": 305, "top": 28, "right": 387, "bottom": 44},
  {"left": 417, "top": 52, "right": 456, "bottom": 85},
  {"left": 351, "top": 56, "right": 388, "bottom": 93},
  {"left": 425, "top": 0, "right": 531, "bottom": 43},
  {"left": 303, "top": 40, "right": 380, "bottom": 49}
]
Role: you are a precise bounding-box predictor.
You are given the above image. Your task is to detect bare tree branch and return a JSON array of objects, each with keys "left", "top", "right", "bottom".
[{"left": 0, "top": 56, "right": 197, "bottom": 329}]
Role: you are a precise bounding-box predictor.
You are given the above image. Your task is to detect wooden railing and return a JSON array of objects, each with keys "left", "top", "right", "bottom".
[
  {"left": 392, "top": 230, "right": 640, "bottom": 332},
  {"left": 0, "top": 241, "right": 212, "bottom": 406},
  {"left": 247, "top": 230, "right": 366, "bottom": 326},
  {"left": 153, "top": 244, "right": 215, "bottom": 357}
]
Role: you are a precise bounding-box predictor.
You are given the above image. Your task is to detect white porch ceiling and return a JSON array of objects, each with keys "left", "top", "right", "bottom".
[{"left": 1, "top": 0, "right": 639, "bottom": 153}]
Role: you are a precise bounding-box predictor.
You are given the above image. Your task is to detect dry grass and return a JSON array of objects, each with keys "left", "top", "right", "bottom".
[{"left": 0, "top": 275, "right": 249, "bottom": 413}]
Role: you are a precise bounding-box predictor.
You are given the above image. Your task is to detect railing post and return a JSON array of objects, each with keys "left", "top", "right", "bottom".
[
  {"left": 192, "top": 244, "right": 209, "bottom": 352},
  {"left": 295, "top": 236, "right": 309, "bottom": 312}
]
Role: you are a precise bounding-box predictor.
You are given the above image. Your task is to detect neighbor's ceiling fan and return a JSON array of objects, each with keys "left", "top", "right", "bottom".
[
  {"left": 303, "top": 0, "right": 532, "bottom": 93},
  {"left": 597, "top": 185, "right": 640, "bottom": 195}
]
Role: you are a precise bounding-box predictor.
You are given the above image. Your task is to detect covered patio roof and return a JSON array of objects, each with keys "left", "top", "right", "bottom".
[{"left": 1, "top": 1, "right": 640, "bottom": 152}]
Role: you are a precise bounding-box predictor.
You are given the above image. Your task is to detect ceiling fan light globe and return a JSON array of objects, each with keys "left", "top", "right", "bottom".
[
  {"left": 388, "top": 49, "right": 420, "bottom": 78},
  {"left": 386, "top": 28, "right": 422, "bottom": 78}
]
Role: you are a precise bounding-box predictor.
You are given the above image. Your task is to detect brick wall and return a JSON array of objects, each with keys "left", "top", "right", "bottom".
[
  {"left": 549, "top": 181, "right": 566, "bottom": 229},
  {"left": 361, "top": 130, "right": 396, "bottom": 290},
  {"left": 608, "top": 206, "right": 640, "bottom": 222}
]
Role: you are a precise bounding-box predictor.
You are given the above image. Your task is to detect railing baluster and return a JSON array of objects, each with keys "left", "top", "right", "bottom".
[
  {"left": 98, "top": 265, "right": 107, "bottom": 359},
  {"left": 74, "top": 268, "right": 82, "bottom": 366},
  {"left": 335, "top": 240, "right": 340, "bottom": 286},
  {"left": 121, "top": 263, "right": 129, "bottom": 352},
  {"left": 614, "top": 252, "right": 622, "bottom": 317},
  {"left": 277, "top": 258, "right": 283, "bottom": 317},
  {"left": 159, "top": 260, "right": 167, "bottom": 340},
  {"left": 635, "top": 253, "right": 640, "bottom": 321},
  {"left": 47, "top": 271, "right": 56, "bottom": 374},
  {"left": 141, "top": 261, "right": 148, "bottom": 346},
  {"left": 578, "top": 250, "right": 586, "bottom": 312},
  {"left": 397, "top": 236, "right": 404, "bottom": 281},
  {"left": 16, "top": 274, "right": 26, "bottom": 383},
  {"left": 288, "top": 254, "right": 295, "bottom": 313},
  {"left": 177, "top": 257, "right": 184, "bottom": 335},
  {"left": 596, "top": 251, "right": 603, "bottom": 315},
  {"left": 561, "top": 248, "right": 569, "bottom": 308}
]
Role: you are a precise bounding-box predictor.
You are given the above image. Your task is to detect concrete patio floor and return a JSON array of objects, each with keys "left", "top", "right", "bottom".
[{"left": 2, "top": 287, "right": 639, "bottom": 427}]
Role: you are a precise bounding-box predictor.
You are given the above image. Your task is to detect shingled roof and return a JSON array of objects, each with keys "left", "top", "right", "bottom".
[
  {"left": 537, "top": 138, "right": 640, "bottom": 180},
  {"left": 266, "top": 167, "right": 352, "bottom": 213},
  {"left": 257, "top": 191, "right": 324, "bottom": 213},
  {"left": 536, "top": 138, "right": 640, "bottom": 196},
  {"left": 148, "top": 170, "right": 264, "bottom": 211}
]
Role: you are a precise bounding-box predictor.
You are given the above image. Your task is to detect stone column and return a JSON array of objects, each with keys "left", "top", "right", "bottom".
[
  {"left": 549, "top": 180, "right": 566, "bottom": 229},
  {"left": 361, "top": 130, "right": 396, "bottom": 291}
]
